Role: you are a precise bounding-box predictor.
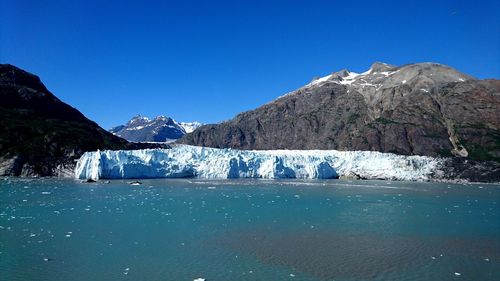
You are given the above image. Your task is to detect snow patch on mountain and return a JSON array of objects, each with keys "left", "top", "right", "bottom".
[
  {"left": 75, "top": 145, "right": 442, "bottom": 181},
  {"left": 339, "top": 72, "right": 361, "bottom": 85},
  {"left": 304, "top": 62, "right": 472, "bottom": 90},
  {"left": 179, "top": 122, "right": 203, "bottom": 133}
]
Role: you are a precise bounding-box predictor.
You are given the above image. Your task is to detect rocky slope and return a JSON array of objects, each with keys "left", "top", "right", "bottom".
[
  {"left": 180, "top": 62, "right": 500, "bottom": 162},
  {"left": 0, "top": 64, "right": 165, "bottom": 177},
  {"left": 179, "top": 62, "right": 500, "bottom": 182},
  {"left": 110, "top": 115, "right": 201, "bottom": 142}
]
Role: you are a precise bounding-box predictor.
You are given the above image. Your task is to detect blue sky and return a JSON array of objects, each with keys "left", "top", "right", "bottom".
[{"left": 1, "top": 0, "right": 499, "bottom": 128}]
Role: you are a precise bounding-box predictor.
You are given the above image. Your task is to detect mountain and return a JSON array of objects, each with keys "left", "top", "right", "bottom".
[
  {"left": 0, "top": 64, "right": 164, "bottom": 177},
  {"left": 180, "top": 62, "right": 500, "bottom": 163},
  {"left": 110, "top": 115, "right": 201, "bottom": 142},
  {"left": 178, "top": 121, "right": 203, "bottom": 134}
]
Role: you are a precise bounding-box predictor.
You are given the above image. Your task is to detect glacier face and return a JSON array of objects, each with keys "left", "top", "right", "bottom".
[{"left": 75, "top": 145, "right": 442, "bottom": 181}]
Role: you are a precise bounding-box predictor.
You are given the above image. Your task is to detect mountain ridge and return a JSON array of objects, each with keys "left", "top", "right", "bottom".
[
  {"left": 110, "top": 115, "right": 201, "bottom": 142},
  {"left": 180, "top": 62, "right": 500, "bottom": 163}
]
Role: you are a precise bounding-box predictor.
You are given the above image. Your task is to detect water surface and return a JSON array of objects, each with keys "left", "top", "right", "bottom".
[{"left": 1, "top": 178, "right": 499, "bottom": 280}]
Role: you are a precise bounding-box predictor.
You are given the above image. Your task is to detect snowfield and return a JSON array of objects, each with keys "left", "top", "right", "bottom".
[{"left": 75, "top": 145, "right": 442, "bottom": 181}]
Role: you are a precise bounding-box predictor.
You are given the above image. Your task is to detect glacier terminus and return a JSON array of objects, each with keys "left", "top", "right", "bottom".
[{"left": 75, "top": 145, "right": 443, "bottom": 181}]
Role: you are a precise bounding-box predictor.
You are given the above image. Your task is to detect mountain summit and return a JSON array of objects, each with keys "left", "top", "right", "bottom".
[
  {"left": 180, "top": 62, "right": 499, "bottom": 162},
  {"left": 110, "top": 115, "right": 201, "bottom": 142}
]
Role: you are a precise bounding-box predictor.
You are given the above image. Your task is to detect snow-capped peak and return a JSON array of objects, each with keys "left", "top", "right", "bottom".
[
  {"left": 308, "top": 70, "right": 361, "bottom": 86},
  {"left": 368, "top": 62, "right": 396, "bottom": 73},
  {"left": 179, "top": 122, "right": 203, "bottom": 133},
  {"left": 304, "top": 62, "right": 472, "bottom": 91},
  {"left": 109, "top": 115, "right": 202, "bottom": 142},
  {"left": 129, "top": 115, "right": 150, "bottom": 124}
]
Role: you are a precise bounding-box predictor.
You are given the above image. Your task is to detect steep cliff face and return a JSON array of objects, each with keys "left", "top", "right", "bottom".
[
  {"left": 0, "top": 64, "right": 164, "bottom": 177},
  {"left": 180, "top": 63, "right": 500, "bottom": 162}
]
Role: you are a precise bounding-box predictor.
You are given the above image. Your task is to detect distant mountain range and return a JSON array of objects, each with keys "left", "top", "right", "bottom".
[
  {"left": 0, "top": 64, "right": 165, "bottom": 177},
  {"left": 110, "top": 115, "right": 202, "bottom": 142},
  {"left": 181, "top": 62, "right": 500, "bottom": 163}
]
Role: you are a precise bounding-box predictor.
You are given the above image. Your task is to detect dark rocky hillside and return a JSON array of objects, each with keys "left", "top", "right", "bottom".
[
  {"left": 181, "top": 63, "right": 500, "bottom": 163},
  {"left": 0, "top": 64, "right": 165, "bottom": 177}
]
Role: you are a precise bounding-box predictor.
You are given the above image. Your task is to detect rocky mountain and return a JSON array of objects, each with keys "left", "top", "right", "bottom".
[
  {"left": 110, "top": 115, "right": 202, "bottom": 142},
  {"left": 0, "top": 64, "right": 165, "bottom": 177},
  {"left": 180, "top": 62, "right": 500, "bottom": 164}
]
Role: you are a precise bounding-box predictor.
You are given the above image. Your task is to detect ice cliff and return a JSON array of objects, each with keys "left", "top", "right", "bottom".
[{"left": 75, "top": 145, "right": 442, "bottom": 181}]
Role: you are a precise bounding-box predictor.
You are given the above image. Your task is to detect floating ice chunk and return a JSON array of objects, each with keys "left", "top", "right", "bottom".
[
  {"left": 454, "top": 272, "right": 461, "bottom": 276},
  {"left": 193, "top": 278, "right": 205, "bottom": 281}
]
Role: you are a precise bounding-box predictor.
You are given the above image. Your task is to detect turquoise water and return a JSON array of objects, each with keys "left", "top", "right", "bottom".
[{"left": 1, "top": 178, "right": 499, "bottom": 281}]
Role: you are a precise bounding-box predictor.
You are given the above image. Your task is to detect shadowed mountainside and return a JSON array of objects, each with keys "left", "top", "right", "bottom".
[{"left": 0, "top": 64, "right": 166, "bottom": 177}]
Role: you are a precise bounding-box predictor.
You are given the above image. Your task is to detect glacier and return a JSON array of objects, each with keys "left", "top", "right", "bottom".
[{"left": 74, "top": 145, "right": 442, "bottom": 181}]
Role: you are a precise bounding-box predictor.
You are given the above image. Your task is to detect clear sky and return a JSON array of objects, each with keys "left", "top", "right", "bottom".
[{"left": 1, "top": 0, "right": 499, "bottom": 129}]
